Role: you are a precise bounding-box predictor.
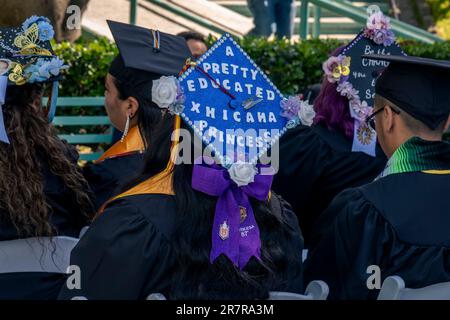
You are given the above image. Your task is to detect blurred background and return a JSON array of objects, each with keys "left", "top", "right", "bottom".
[{"left": 1, "top": 0, "right": 448, "bottom": 160}]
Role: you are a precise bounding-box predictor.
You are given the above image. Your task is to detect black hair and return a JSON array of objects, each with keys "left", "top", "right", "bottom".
[
  {"left": 115, "top": 104, "right": 303, "bottom": 298},
  {"left": 112, "top": 76, "right": 163, "bottom": 149}
]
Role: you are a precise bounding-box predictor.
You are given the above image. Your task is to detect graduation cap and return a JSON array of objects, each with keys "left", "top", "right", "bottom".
[
  {"left": 107, "top": 20, "right": 192, "bottom": 100},
  {"left": 363, "top": 54, "right": 450, "bottom": 130},
  {"left": 0, "top": 16, "right": 65, "bottom": 143},
  {"left": 176, "top": 34, "right": 315, "bottom": 270},
  {"left": 178, "top": 33, "right": 290, "bottom": 165},
  {"left": 322, "top": 9, "right": 405, "bottom": 157}
]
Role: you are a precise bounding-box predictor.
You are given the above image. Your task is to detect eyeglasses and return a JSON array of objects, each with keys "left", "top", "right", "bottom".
[{"left": 365, "top": 105, "right": 401, "bottom": 130}]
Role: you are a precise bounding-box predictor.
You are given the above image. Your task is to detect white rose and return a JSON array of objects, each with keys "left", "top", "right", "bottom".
[
  {"left": 298, "top": 101, "right": 316, "bottom": 126},
  {"left": 228, "top": 162, "right": 258, "bottom": 187},
  {"left": 152, "top": 76, "right": 178, "bottom": 109}
]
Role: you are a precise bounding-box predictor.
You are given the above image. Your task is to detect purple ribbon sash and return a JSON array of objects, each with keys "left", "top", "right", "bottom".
[{"left": 191, "top": 163, "right": 273, "bottom": 270}]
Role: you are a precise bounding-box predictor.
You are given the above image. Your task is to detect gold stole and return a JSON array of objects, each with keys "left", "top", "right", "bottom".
[
  {"left": 95, "top": 126, "right": 145, "bottom": 163},
  {"left": 96, "top": 116, "right": 181, "bottom": 216}
]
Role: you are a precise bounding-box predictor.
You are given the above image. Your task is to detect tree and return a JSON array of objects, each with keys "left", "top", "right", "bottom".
[{"left": 0, "top": 0, "right": 90, "bottom": 42}]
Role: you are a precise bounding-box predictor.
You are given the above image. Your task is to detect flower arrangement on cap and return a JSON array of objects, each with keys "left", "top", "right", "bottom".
[
  {"left": 322, "top": 55, "right": 371, "bottom": 122},
  {"left": 0, "top": 15, "right": 67, "bottom": 143},
  {"left": 364, "top": 11, "right": 395, "bottom": 46},
  {"left": 321, "top": 10, "right": 396, "bottom": 125},
  {"left": 0, "top": 16, "right": 67, "bottom": 86},
  {"left": 279, "top": 94, "right": 316, "bottom": 129},
  {"left": 151, "top": 75, "right": 185, "bottom": 115}
]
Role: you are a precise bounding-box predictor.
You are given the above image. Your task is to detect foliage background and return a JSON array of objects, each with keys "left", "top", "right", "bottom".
[
  {"left": 55, "top": 36, "right": 450, "bottom": 97},
  {"left": 427, "top": 0, "right": 450, "bottom": 39},
  {"left": 52, "top": 36, "right": 450, "bottom": 145}
]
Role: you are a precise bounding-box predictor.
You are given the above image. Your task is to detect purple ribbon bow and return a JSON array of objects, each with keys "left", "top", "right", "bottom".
[{"left": 192, "top": 162, "right": 273, "bottom": 270}]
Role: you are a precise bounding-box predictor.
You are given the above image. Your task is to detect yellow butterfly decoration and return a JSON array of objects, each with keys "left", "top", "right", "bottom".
[
  {"left": 332, "top": 56, "right": 351, "bottom": 81},
  {"left": 13, "top": 23, "right": 52, "bottom": 56},
  {"left": 8, "top": 62, "right": 27, "bottom": 85}
]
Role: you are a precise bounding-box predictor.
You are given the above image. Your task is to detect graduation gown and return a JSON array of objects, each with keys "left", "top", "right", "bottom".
[
  {"left": 58, "top": 168, "right": 304, "bottom": 300},
  {"left": 83, "top": 126, "right": 145, "bottom": 210},
  {"left": 304, "top": 170, "right": 450, "bottom": 300},
  {"left": 272, "top": 123, "right": 387, "bottom": 246},
  {"left": 0, "top": 143, "right": 88, "bottom": 299}
]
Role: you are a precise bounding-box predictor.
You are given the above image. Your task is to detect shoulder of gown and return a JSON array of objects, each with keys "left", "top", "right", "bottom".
[
  {"left": 58, "top": 195, "right": 177, "bottom": 300},
  {"left": 272, "top": 125, "right": 334, "bottom": 213},
  {"left": 82, "top": 153, "right": 145, "bottom": 210},
  {"left": 304, "top": 187, "right": 392, "bottom": 299},
  {"left": 305, "top": 184, "right": 450, "bottom": 300},
  {"left": 272, "top": 124, "right": 386, "bottom": 246}
]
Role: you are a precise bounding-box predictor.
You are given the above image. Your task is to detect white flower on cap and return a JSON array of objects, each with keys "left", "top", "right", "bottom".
[
  {"left": 228, "top": 162, "right": 258, "bottom": 187},
  {"left": 298, "top": 100, "right": 316, "bottom": 126},
  {"left": 152, "top": 76, "right": 178, "bottom": 109}
]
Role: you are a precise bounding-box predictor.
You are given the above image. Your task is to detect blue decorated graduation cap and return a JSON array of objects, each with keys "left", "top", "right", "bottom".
[
  {"left": 178, "top": 34, "right": 289, "bottom": 166},
  {"left": 322, "top": 8, "right": 405, "bottom": 156},
  {"left": 0, "top": 16, "right": 66, "bottom": 143}
]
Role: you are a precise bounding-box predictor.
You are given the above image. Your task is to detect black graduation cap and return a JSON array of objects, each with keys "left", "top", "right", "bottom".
[
  {"left": 107, "top": 20, "right": 191, "bottom": 77},
  {"left": 363, "top": 54, "right": 450, "bottom": 130},
  {"left": 107, "top": 20, "right": 192, "bottom": 101}
]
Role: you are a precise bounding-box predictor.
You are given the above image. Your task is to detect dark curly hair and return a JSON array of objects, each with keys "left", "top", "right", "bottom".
[{"left": 0, "top": 83, "right": 94, "bottom": 237}]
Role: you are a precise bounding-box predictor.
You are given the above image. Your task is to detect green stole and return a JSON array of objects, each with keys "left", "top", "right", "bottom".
[{"left": 378, "top": 137, "right": 450, "bottom": 179}]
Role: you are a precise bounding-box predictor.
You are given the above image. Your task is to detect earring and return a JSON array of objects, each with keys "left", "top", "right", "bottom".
[{"left": 121, "top": 114, "right": 130, "bottom": 142}]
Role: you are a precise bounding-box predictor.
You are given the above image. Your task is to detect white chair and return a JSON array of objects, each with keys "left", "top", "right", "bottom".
[
  {"left": 268, "top": 280, "right": 329, "bottom": 300},
  {"left": 0, "top": 236, "right": 78, "bottom": 274},
  {"left": 146, "top": 280, "right": 329, "bottom": 300},
  {"left": 147, "top": 293, "right": 167, "bottom": 300},
  {"left": 378, "top": 276, "right": 450, "bottom": 300},
  {"left": 302, "top": 249, "right": 308, "bottom": 262}
]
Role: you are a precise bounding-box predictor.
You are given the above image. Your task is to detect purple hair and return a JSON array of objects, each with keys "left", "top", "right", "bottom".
[{"left": 313, "top": 46, "right": 354, "bottom": 140}]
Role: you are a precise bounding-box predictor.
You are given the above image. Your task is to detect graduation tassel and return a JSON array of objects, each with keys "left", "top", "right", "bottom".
[
  {"left": 45, "top": 81, "right": 59, "bottom": 123},
  {"left": 151, "top": 30, "right": 161, "bottom": 53}
]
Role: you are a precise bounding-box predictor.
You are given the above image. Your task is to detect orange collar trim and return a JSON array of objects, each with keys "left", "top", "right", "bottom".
[
  {"left": 96, "top": 116, "right": 182, "bottom": 216},
  {"left": 113, "top": 168, "right": 174, "bottom": 200},
  {"left": 95, "top": 126, "right": 145, "bottom": 163},
  {"left": 97, "top": 168, "right": 174, "bottom": 215}
]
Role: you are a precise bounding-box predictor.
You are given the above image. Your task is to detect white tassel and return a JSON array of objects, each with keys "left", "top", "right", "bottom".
[{"left": 121, "top": 114, "right": 130, "bottom": 142}]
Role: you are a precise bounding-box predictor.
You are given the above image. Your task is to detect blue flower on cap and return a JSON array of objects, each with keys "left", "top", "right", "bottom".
[
  {"left": 25, "top": 57, "right": 66, "bottom": 83},
  {"left": 38, "top": 22, "right": 55, "bottom": 42},
  {"left": 21, "top": 15, "right": 55, "bottom": 42},
  {"left": 22, "top": 15, "right": 42, "bottom": 30},
  {"left": 25, "top": 63, "right": 47, "bottom": 83}
]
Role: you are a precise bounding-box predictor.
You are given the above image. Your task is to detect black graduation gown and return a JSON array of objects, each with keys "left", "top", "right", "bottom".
[
  {"left": 304, "top": 171, "right": 450, "bottom": 300},
  {"left": 83, "top": 152, "right": 145, "bottom": 211},
  {"left": 0, "top": 145, "right": 88, "bottom": 300},
  {"left": 58, "top": 193, "right": 304, "bottom": 300},
  {"left": 272, "top": 124, "right": 387, "bottom": 246}
]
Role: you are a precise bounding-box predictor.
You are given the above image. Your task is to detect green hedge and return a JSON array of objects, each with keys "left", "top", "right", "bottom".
[
  {"left": 54, "top": 37, "right": 118, "bottom": 97},
  {"left": 54, "top": 36, "right": 450, "bottom": 97}
]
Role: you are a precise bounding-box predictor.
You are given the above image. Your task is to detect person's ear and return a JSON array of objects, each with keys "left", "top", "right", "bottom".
[
  {"left": 383, "top": 105, "right": 395, "bottom": 133},
  {"left": 125, "top": 96, "right": 139, "bottom": 118}
]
